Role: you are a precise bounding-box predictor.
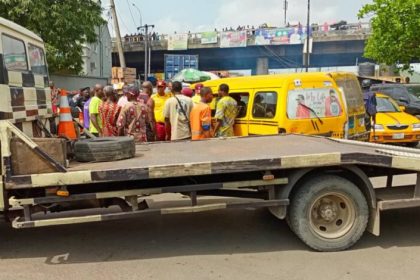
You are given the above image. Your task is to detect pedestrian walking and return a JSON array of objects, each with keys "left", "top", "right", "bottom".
[
  {"left": 99, "top": 86, "right": 120, "bottom": 137},
  {"left": 151, "top": 80, "right": 171, "bottom": 141},
  {"left": 163, "top": 81, "right": 193, "bottom": 141},
  {"left": 190, "top": 87, "right": 213, "bottom": 140},
  {"left": 89, "top": 84, "right": 104, "bottom": 137},
  {"left": 213, "top": 84, "right": 238, "bottom": 137},
  {"left": 117, "top": 85, "right": 151, "bottom": 143}
]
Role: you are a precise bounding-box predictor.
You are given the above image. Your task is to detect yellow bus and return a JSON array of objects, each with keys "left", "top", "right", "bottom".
[{"left": 202, "top": 73, "right": 349, "bottom": 138}]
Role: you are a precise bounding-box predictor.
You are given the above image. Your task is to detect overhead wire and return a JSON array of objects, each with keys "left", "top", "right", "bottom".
[{"left": 126, "top": 0, "right": 137, "bottom": 28}]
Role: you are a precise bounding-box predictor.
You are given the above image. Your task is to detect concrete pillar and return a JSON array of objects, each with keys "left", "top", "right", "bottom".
[{"left": 256, "top": 57, "right": 269, "bottom": 75}]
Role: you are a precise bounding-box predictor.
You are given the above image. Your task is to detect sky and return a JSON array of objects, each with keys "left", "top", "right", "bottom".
[{"left": 102, "top": 0, "right": 373, "bottom": 36}]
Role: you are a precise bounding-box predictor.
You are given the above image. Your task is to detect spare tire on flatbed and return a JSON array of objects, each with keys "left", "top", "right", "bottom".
[{"left": 74, "top": 137, "right": 135, "bottom": 162}]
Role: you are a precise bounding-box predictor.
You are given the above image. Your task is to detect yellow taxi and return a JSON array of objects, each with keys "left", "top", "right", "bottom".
[{"left": 370, "top": 93, "right": 420, "bottom": 147}]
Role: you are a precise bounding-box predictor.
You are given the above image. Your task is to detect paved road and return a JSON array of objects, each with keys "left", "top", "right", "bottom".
[
  {"left": 1, "top": 206, "right": 420, "bottom": 279},
  {"left": 0, "top": 174, "right": 419, "bottom": 280}
]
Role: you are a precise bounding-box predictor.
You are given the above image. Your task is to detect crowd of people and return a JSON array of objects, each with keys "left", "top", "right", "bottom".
[{"left": 70, "top": 81, "right": 239, "bottom": 143}]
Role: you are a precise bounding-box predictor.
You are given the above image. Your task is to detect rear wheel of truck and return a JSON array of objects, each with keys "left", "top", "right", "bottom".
[{"left": 288, "top": 175, "right": 368, "bottom": 252}]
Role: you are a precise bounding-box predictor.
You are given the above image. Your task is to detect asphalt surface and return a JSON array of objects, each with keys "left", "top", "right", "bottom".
[{"left": 0, "top": 173, "right": 419, "bottom": 280}]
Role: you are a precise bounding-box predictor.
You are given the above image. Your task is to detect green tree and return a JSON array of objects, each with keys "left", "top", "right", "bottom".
[
  {"left": 358, "top": 0, "right": 420, "bottom": 71},
  {"left": 0, "top": 0, "right": 106, "bottom": 74}
]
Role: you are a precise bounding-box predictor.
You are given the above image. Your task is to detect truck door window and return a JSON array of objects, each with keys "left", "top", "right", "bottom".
[
  {"left": 230, "top": 92, "right": 249, "bottom": 118},
  {"left": 287, "top": 88, "right": 342, "bottom": 119},
  {"left": 28, "top": 44, "right": 48, "bottom": 75},
  {"left": 1, "top": 34, "right": 28, "bottom": 71},
  {"left": 252, "top": 92, "right": 277, "bottom": 119}
]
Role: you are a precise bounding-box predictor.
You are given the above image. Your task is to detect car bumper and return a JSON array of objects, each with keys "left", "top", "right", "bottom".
[{"left": 370, "top": 131, "right": 420, "bottom": 144}]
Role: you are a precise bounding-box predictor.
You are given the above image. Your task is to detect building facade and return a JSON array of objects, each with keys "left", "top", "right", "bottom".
[{"left": 82, "top": 24, "right": 112, "bottom": 79}]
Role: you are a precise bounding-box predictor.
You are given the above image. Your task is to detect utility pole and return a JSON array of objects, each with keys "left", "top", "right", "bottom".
[
  {"left": 138, "top": 24, "right": 154, "bottom": 81},
  {"left": 110, "top": 0, "right": 126, "bottom": 68},
  {"left": 284, "top": 0, "right": 288, "bottom": 26},
  {"left": 305, "top": 0, "right": 311, "bottom": 72}
]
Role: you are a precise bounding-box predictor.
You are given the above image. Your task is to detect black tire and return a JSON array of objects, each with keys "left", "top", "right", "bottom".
[
  {"left": 406, "top": 142, "right": 419, "bottom": 148},
  {"left": 74, "top": 137, "right": 136, "bottom": 162},
  {"left": 288, "top": 175, "right": 368, "bottom": 252}
]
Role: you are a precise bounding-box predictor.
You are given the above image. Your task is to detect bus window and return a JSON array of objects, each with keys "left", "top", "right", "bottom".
[
  {"left": 2, "top": 34, "right": 28, "bottom": 71},
  {"left": 28, "top": 44, "right": 48, "bottom": 75},
  {"left": 231, "top": 92, "right": 249, "bottom": 118},
  {"left": 335, "top": 79, "right": 364, "bottom": 114},
  {"left": 252, "top": 92, "right": 277, "bottom": 119}
]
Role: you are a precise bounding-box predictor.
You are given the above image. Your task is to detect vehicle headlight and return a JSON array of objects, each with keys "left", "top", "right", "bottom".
[
  {"left": 413, "top": 123, "right": 420, "bottom": 131},
  {"left": 374, "top": 124, "right": 385, "bottom": 131}
]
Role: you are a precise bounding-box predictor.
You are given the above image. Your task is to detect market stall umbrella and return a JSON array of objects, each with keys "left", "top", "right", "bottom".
[{"left": 172, "top": 68, "right": 213, "bottom": 83}]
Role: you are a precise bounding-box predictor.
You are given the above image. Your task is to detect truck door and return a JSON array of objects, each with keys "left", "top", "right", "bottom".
[{"left": 248, "top": 90, "right": 279, "bottom": 135}]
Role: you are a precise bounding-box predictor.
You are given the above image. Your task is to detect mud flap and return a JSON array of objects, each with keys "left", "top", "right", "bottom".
[{"left": 367, "top": 206, "right": 380, "bottom": 236}]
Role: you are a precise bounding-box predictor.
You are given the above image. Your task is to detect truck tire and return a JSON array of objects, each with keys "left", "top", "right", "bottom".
[
  {"left": 74, "top": 137, "right": 136, "bottom": 162},
  {"left": 288, "top": 175, "right": 368, "bottom": 252}
]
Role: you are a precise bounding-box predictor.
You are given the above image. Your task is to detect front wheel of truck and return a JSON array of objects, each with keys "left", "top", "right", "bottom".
[{"left": 288, "top": 175, "right": 368, "bottom": 252}]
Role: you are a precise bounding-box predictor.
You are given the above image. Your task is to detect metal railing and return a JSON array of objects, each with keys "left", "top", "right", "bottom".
[{"left": 114, "top": 23, "right": 372, "bottom": 50}]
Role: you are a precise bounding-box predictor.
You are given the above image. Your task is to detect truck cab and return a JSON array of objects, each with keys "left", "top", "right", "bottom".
[{"left": 0, "top": 17, "right": 53, "bottom": 137}]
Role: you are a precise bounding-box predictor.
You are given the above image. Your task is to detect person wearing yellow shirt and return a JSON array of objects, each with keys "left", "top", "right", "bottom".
[
  {"left": 191, "top": 83, "right": 204, "bottom": 105},
  {"left": 152, "top": 80, "right": 171, "bottom": 141}
]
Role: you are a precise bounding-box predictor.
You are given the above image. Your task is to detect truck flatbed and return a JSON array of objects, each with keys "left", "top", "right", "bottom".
[
  {"left": 8, "top": 134, "right": 416, "bottom": 190},
  {"left": 2, "top": 124, "right": 420, "bottom": 252}
]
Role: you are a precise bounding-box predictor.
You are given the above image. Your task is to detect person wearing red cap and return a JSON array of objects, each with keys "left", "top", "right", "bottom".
[
  {"left": 151, "top": 80, "right": 171, "bottom": 141},
  {"left": 116, "top": 85, "right": 151, "bottom": 142},
  {"left": 192, "top": 83, "right": 204, "bottom": 105},
  {"left": 181, "top": 87, "right": 193, "bottom": 98}
]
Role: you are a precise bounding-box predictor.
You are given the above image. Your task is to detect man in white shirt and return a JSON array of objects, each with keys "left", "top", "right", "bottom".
[{"left": 163, "top": 81, "right": 193, "bottom": 141}]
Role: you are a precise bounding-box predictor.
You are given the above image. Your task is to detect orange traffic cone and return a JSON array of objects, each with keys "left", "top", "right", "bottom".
[{"left": 58, "top": 89, "right": 77, "bottom": 140}]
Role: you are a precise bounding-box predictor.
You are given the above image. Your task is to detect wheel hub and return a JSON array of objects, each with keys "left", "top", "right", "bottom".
[{"left": 319, "top": 203, "right": 338, "bottom": 222}]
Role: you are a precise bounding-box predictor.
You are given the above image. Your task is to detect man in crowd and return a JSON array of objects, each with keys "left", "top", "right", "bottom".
[
  {"left": 83, "top": 88, "right": 94, "bottom": 131},
  {"left": 140, "top": 81, "right": 157, "bottom": 141},
  {"left": 117, "top": 85, "right": 151, "bottom": 142},
  {"left": 76, "top": 87, "right": 91, "bottom": 112},
  {"left": 89, "top": 84, "right": 104, "bottom": 137},
  {"left": 99, "top": 86, "right": 120, "bottom": 137},
  {"left": 190, "top": 87, "right": 213, "bottom": 140},
  {"left": 213, "top": 84, "right": 238, "bottom": 137},
  {"left": 163, "top": 81, "right": 193, "bottom": 141},
  {"left": 152, "top": 80, "right": 171, "bottom": 141}
]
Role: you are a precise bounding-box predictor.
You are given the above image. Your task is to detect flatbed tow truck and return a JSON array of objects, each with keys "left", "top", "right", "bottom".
[{"left": 1, "top": 121, "right": 420, "bottom": 252}]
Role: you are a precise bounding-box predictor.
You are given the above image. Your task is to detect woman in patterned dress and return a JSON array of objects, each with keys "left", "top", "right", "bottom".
[
  {"left": 99, "top": 86, "right": 120, "bottom": 137},
  {"left": 116, "top": 85, "right": 151, "bottom": 143}
]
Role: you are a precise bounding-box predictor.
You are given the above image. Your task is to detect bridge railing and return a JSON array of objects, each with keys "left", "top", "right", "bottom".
[{"left": 116, "top": 23, "right": 371, "bottom": 50}]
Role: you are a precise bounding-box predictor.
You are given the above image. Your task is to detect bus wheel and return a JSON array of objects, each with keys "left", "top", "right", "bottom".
[{"left": 288, "top": 175, "right": 368, "bottom": 252}]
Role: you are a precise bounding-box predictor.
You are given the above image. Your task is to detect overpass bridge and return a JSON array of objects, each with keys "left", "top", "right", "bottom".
[{"left": 112, "top": 28, "right": 372, "bottom": 76}]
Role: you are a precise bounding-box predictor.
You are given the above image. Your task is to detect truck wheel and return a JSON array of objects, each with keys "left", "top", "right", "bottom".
[
  {"left": 288, "top": 175, "right": 368, "bottom": 252},
  {"left": 74, "top": 137, "right": 136, "bottom": 162}
]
